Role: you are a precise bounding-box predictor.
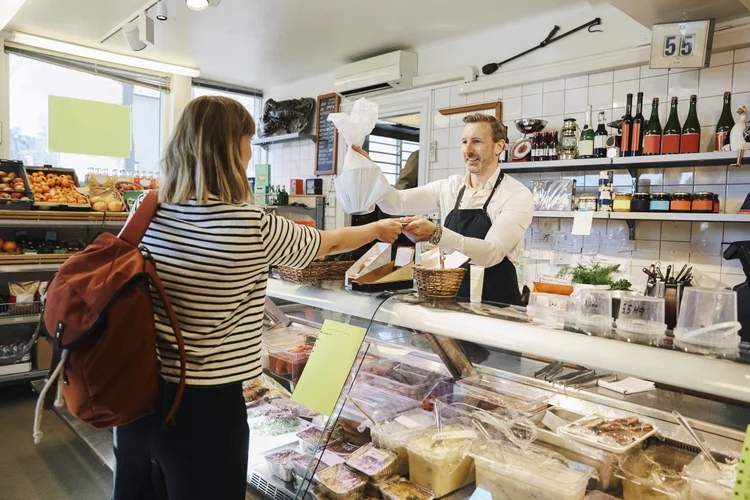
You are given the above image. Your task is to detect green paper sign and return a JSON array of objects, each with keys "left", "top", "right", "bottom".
[
  {"left": 291, "top": 320, "right": 367, "bottom": 417},
  {"left": 735, "top": 425, "right": 750, "bottom": 498},
  {"left": 48, "top": 95, "right": 131, "bottom": 158}
]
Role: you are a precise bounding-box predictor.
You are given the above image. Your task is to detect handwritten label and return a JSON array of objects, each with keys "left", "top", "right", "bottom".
[
  {"left": 365, "top": 447, "right": 392, "bottom": 463},
  {"left": 432, "top": 430, "right": 478, "bottom": 441},
  {"left": 620, "top": 303, "right": 646, "bottom": 317},
  {"left": 395, "top": 415, "right": 420, "bottom": 429}
]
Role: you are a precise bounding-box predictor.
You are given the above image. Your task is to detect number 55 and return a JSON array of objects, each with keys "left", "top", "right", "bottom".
[{"left": 664, "top": 35, "right": 678, "bottom": 57}]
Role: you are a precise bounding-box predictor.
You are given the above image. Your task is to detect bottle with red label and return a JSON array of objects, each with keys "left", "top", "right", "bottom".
[
  {"left": 715, "top": 91, "right": 734, "bottom": 152},
  {"left": 643, "top": 98, "right": 662, "bottom": 155},
  {"left": 680, "top": 94, "right": 701, "bottom": 154},
  {"left": 662, "top": 97, "right": 681, "bottom": 155},
  {"left": 630, "top": 92, "right": 645, "bottom": 156},
  {"left": 620, "top": 93, "right": 634, "bottom": 157}
]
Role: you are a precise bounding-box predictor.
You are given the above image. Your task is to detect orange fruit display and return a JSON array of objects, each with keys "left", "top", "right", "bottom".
[{"left": 28, "top": 172, "right": 88, "bottom": 205}]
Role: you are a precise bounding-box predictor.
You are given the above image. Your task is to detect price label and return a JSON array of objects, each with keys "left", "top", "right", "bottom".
[
  {"left": 395, "top": 415, "right": 420, "bottom": 429},
  {"left": 365, "top": 447, "right": 392, "bottom": 463},
  {"left": 650, "top": 20, "right": 714, "bottom": 69},
  {"left": 432, "top": 430, "right": 478, "bottom": 441},
  {"left": 620, "top": 303, "right": 646, "bottom": 318}
]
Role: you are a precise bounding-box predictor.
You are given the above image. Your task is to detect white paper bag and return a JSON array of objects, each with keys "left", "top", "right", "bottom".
[{"left": 329, "top": 98, "right": 391, "bottom": 214}]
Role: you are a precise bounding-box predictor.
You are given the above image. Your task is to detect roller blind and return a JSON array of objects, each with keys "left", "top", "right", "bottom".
[{"left": 192, "top": 79, "right": 262, "bottom": 98}]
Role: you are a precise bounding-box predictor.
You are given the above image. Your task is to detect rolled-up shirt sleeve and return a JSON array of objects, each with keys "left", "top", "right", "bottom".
[
  {"left": 438, "top": 186, "right": 533, "bottom": 267},
  {"left": 377, "top": 180, "right": 444, "bottom": 216}
]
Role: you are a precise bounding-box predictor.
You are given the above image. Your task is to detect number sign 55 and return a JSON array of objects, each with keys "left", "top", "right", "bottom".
[{"left": 664, "top": 34, "right": 696, "bottom": 57}]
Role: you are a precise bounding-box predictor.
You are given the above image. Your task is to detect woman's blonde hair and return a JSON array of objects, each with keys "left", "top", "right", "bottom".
[{"left": 159, "top": 95, "right": 255, "bottom": 205}]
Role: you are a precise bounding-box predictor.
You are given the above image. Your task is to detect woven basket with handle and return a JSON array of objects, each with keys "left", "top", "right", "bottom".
[
  {"left": 413, "top": 265, "right": 466, "bottom": 299},
  {"left": 278, "top": 261, "right": 354, "bottom": 285}
]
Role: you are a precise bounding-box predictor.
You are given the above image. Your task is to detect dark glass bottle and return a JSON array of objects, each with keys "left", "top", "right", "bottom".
[
  {"left": 620, "top": 93, "right": 634, "bottom": 157},
  {"left": 540, "top": 132, "right": 549, "bottom": 161},
  {"left": 662, "top": 96, "right": 681, "bottom": 154},
  {"left": 680, "top": 94, "right": 701, "bottom": 154},
  {"left": 594, "top": 112, "right": 608, "bottom": 158},
  {"left": 643, "top": 98, "right": 662, "bottom": 156},
  {"left": 715, "top": 92, "right": 734, "bottom": 152},
  {"left": 550, "top": 131, "right": 559, "bottom": 161},
  {"left": 630, "top": 92, "right": 645, "bottom": 156}
]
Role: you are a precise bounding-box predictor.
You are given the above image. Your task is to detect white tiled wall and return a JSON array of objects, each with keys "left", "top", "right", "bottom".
[{"left": 430, "top": 49, "right": 750, "bottom": 289}]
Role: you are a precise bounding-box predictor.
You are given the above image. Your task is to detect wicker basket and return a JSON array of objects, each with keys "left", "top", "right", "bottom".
[
  {"left": 278, "top": 260, "right": 354, "bottom": 285},
  {"left": 413, "top": 265, "right": 466, "bottom": 299}
]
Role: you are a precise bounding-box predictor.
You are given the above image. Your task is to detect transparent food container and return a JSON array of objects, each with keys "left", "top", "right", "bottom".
[
  {"left": 615, "top": 296, "right": 667, "bottom": 345},
  {"left": 265, "top": 334, "right": 315, "bottom": 382},
  {"left": 682, "top": 453, "right": 738, "bottom": 500},
  {"left": 371, "top": 408, "right": 436, "bottom": 475},
  {"left": 265, "top": 449, "right": 305, "bottom": 482},
  {"left": 526, "top": 292, "right": 574, "bottom": 329},
  {"left": 574, "top": 289, "right": 614, "bottom": 337},
  {"left": 457, "top": 374, "right": 550, "bottom": 416},
  {"left": 617, "top": 443, "right": 695, "bottom": 500},
  {"left": 380, "top": 478, "right": 435, "bottom": 500},
  {"left": 471, "top": 443, "right": 595, "bottom": 500},
  {"left": 673, "top": 288, "right": 741, "bottom": 356},
  {"left": 358, "top": 359, "right": 453, "bottom": 401},
  {"left": 405, "top": 424, "right": 477, "bottom": 498},
  {"left": 557, "top": 415, "right": 656, "bottom": 454},
  {"left": 314, "top": 464, "right": 368, "bottom": 500},
  {"left": 344, "top": 443, "right": 399, "bottom": 482}
]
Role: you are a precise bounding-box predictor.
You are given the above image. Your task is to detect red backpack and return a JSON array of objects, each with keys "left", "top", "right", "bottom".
[{"left": 33, "top": 191, "right": 186, "bottom": 443}]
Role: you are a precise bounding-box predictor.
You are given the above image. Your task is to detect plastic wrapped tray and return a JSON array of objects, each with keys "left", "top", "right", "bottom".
[
  {"left": 314, "top": 464, "right": 367, "bottom": 500},
  {"left": 358, "top": 359, "right": 452, "bottom": 401},
  {"left": 344, "top": 443, "right": 399, "bottom": 482},
  {"left": 265, "top": 449, "right": 304, "bottom": 482},
  {"left": 371, "top": 408, "right": 436, "bottom": 474},
  {"left": 297, "top": 426, "right": 340, "bottom": 456},
  {"left": 337, "top": 385, "right": 421, "bottom": 446},
  {"left": 558, "top": 415, "right": 657, "bottom": 454}
]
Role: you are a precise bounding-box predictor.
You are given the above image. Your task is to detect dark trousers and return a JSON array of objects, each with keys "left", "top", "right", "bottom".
[{"left": 112, "top": 380, "right": 249, "bottom": 500}]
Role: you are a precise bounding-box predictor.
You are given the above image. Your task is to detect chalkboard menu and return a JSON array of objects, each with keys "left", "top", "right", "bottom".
[{"left": 315, "top": 93, "right": 340, "bottom": 175}]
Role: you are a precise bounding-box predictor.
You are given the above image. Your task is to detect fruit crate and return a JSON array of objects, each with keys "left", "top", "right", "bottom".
[
  {"left": 25, "top": 165, "right": 90, "bottom": 211},
  {"left": 0, "top": 160, "right": 34, "bottom": 210}
]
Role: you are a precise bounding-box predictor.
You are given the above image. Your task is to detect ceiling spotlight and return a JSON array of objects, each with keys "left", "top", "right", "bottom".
[
  {"left": 123, "top": 20, "right": 146, "bottom": 51},
  {"left": 155, "top": 0, "right": 168, "bottom": 21},
  {"left": 186, "top": 0, "right": 208, "bottom": 11}
]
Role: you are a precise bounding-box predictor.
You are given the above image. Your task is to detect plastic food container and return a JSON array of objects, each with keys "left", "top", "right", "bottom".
[
  {"left": 405, "top": 424, "right": 477, "bottom": 498},
  {"left": 673, "top": 288, "right": 741, "bottom": 356},
  {"left": 471, "top": 443, "right": 595, "bottom": 500},
  {"left": 297, "top": 426, "right": 340, "bottom": 456},
  {"left": 371, "top": 409, "right": 436, "bottom": 474},
  {"left": 380, "top": 478, "right": 435, "bottom": 500},
  {"left": 574, "top": 289, "right": 614, "bottom": 337},
  {"left": 314, "top": 464, "right": 368, "bottom": 500},
  {"left": 526, "top": 292, "right": 574, "bottom": 329},
  {"left": 265, "top": 449, "right": 305, "bottom": 482},
  {"left": 344, "top": 443, "right": 399, "bottom": 482},
  {"left": 337, "top": 385, "right": 421, "bottom": 446},
  {"left": 615, "top": 296, "right": 667, "bottom": 345},
  {"left": 557, "top": 415, "right": 657, "bottom": 454},
  {"left": 457, "top": 375, "right": 550, "bottom": 416},
  {"left": 618, "top": 444, "right": 695, "bottom": 499},
  {"left": 682, "top": 453, "right": 738, "bottom": 500},
  {"left": 357, "top": 359, "right": 452, "bottom": 401},
  {"left": 265, "top": 334, "right": 315, "bottom": 382}
]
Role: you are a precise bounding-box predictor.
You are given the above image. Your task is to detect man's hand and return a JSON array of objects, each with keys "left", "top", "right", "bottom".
[
  {"left": 402, "top": 217, "right": 438, "bottom": 243},
  {"left": 375, "top": 219, "right": 403, "bottom": 243},
  {"left": 351, "top": 145, "right": 372, "bottom": 162}
]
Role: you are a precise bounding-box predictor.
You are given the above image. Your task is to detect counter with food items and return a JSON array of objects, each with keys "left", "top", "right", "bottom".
[{"left": 247, "top": 293, "right": 747, "bottom": 500}]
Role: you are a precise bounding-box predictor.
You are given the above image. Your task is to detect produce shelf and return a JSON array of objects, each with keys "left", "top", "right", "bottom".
[{"left": 0, "top": 210, "right": 127, "bottom": 228}]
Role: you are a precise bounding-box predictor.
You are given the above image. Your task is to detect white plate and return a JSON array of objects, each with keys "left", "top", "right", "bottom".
[{"left": 557, "top": 415, "right": 657, "bottom": 454}]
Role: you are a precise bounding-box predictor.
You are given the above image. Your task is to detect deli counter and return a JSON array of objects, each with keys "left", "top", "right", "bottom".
[{"left": 245, "top": 278, "right": 750, "bottom": 499}]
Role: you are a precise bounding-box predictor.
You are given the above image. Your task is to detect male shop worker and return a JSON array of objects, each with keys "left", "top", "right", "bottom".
[{"left": 353, "top": 113, "right": 533, "bottom": 305}]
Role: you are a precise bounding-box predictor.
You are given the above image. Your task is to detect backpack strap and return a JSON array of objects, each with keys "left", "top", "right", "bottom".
[{"left": 119, "top": 191, "right": 159, "bottom": 247}]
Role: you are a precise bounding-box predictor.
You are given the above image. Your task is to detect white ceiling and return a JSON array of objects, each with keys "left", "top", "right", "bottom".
[{"left": 8, "top": 0, "right": 581, "bottom": 91}]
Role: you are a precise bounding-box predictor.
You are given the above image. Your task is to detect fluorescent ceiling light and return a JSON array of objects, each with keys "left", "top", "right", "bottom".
[
  {"left": 186, "top": 0, "right": 208, "bottom": 11},
  {"left": 11, "top": 31, "right": 200, "bottom": 77},
  {"left": 1, "top": 0, "right": 27, "bottom": 30}
]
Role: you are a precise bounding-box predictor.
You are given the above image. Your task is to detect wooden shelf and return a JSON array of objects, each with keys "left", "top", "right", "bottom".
[{"left": 0, "top": 210, "right": 127, "bottom": 227}]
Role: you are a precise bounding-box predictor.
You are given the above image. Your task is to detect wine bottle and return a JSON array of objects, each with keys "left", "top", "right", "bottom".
[
  {"left": 594, "top": 112, "right": 608, "bottom": 158},
  {"left": 715, "top": 91, "right": 735, "bottom": 152},
  {"left": 643, "top": 98, "right": 662, "bottom": 156},
  {"left": 662, "top": 97, "right": 681, "bottom": 155},
  {"left": 630, "top": 92, "right": 645, "bottom": 156},
  {"left": 621, "top": 93, "right": 634, "bottom": 157},
  {"left": 579, "top": 105, "right": 595, "bottom": 159},
  {"left": 541, "top": 132, "right": 549, "bottom": 161},
  {"left": 681, "top": 94, "right": 701, "bottom": 154}
]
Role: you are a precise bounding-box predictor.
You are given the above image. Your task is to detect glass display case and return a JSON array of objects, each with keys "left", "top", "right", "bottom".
[{"left": 246, "top": 278, "right": 749, "bottom": 499}]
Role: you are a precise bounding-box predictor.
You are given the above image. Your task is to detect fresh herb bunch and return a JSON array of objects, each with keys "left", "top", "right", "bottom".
[
  {"left": 557, "top": 261, "right": 620, "bottom": 285},
  {"left": 610, "top": 279, "right": 632, "bottom": 291}
]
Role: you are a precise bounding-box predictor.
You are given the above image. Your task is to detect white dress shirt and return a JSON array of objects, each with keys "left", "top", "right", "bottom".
[{"left": 377, "top": 167, "right": 533, "bottom": 267}]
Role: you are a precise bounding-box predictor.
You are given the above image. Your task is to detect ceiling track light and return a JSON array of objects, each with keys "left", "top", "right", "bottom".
[
  {"left": 123, "top": 19, "right": 146, "bottom": 51},
  {"left": 186, "top": 0, "right": 208, "bottom": 11},
  {"left": 155, "top": 0, "right": 168, "bottom": 21}
]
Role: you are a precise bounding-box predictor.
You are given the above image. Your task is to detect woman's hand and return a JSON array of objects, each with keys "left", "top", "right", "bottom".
[
  {"left": 375, "top": 219, "right": 404, "bottom": 243},
  {"left": 402, "top": 217, "right": 438, "bottom": 243},
  {"left": 351, "top": 145, "right": 373, "bottom": 161}
]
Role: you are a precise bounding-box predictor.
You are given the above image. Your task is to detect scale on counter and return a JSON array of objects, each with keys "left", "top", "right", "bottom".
[{"left": 510, "top": 119, "right": 547, "bottom": 162}]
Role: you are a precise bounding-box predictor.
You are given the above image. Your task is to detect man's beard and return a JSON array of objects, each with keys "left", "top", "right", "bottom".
[{"left": 465, "top": 154, "right": 493, "bottom": 174}]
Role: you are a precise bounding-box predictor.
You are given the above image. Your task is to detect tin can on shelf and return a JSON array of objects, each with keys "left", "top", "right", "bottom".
[
  {"left": 650, "top": 193, "right": 671, "bottom": 212},
  {"left": 670, "top": 192, "right": 692, "bottom": 212},
  {"left": 691, "top": 192, "right": 714, "bottom": 213},
  {"left": 631, "top": 193, "right": 651, "bottom": 212}
]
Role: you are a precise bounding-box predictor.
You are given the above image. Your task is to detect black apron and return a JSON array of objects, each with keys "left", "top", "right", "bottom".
[{"left": 443, "top": 172, "right": 522, "bottom": 306}]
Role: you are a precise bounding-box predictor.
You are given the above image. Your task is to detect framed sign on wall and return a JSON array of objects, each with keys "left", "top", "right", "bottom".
[
  {"left": 315, "top": 93, "right": 340, "bottom": 175},
  {"left": 650, "top": 19, "right": 715, "bottom": 70}
]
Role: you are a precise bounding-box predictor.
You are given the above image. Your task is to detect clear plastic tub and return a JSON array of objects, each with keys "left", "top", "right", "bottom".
[
  {"left": 344, "top": 443, "right": 399, "bottom": 482},
  {"left": 357, "top": 359, "right": 453, "bottom": 401},
  {"left": 337, "top": 385, "right": 421, "bottom": 446},
  {"left": 682, "top": 453, "right": 738, "bottom": 500},
  {"left": 574, "top": 289, "right": 614, "bottom": 337},
  {"left": 557, "top": 415, "right": 656, "bottom": 454},
  {"left": 673, "top": 288, "right": 741, "bottom": 356},
  {"left": 405, "top": 424, "right": 477, "bottom": 498},
  {"left": 314, "top": 464, "right": 368, "bottom": 500},
  {"left": 526, "top": 292, "right": 574, "bottom": 329},
  {"left": 457, "top": 374, "right": 550, "bottom": 416},
  {"left": 380, "top": 478, "right": 435, "bottom": 500},
  {"left": 371, "top": 408, "right": 435, "bottom": 474},
  {"left": 618, "top": 444, "right": 695, "bottom": 500},
  {"left": 471, "top": 443, "right": 595, "bottom": 500},
  {"left": 615, "top": 296, "right": 667, "bottom": 345},
  {"left": 265, "top": 449, "right": 304, "bottom": 482},
  {"left": 265, "top": 334, "right": 315, "bottom": 382}
]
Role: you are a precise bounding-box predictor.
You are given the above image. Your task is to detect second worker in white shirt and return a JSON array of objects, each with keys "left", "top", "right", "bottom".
[{"left": 353, "top": 113, "right": 534, "bottom": 305}]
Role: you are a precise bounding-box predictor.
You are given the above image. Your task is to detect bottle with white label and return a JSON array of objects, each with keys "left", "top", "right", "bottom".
[
  {"left": 594, "top": 112, "right": 608, "bottom": 158},
  {"left": 579, "top": 105, "right": 595, "bottom": 158}
]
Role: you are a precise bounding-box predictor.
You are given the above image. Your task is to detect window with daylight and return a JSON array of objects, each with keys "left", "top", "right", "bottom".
[
  {"left": 367, "top": 136, "right": 420, "bottom": 186},
  {"left": 8, "top": 52, "right": 164, "bottom": 180}
]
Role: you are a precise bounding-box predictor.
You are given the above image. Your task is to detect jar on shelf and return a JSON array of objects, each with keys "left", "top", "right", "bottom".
[
  {"left": 713, "top": 193, "right": 720, "bottom": 214},
  {"left": 577, "top": 195, "right": 598, "bottom": 211},
  {"left": 631, "top": 193, "right": 651, "bottom": 212},
  {"left": 691, "top": 192, "right": 714, "bottom": 213},
  {"left": 670, "top": 192, "right": 692, "bottom": 212},
  {"left": 612, "top": 192, "right": 633, "bottom": 212},
  {"left": 650, "top": 193, "right": 671, "bottom": 212}
]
